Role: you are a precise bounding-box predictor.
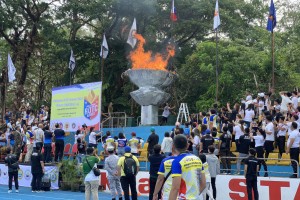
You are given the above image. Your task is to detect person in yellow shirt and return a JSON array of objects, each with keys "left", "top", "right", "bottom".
[{"left": 117, "top": 146, "right": 140, "bottom": 200}]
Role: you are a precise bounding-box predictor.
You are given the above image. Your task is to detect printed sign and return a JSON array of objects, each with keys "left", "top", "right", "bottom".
[{"left": 50, "top": 82, "right": 102, "bottom": 131}]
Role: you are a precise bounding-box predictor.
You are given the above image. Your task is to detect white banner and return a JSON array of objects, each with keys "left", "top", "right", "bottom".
[
  {"left": 216, "top": 175, "right": 300, "bottom": 200},
  {"left": 99, "top": 171, "right": 300, "bottom": 199},
  {"left": 100, "top": 170, "right": 150, "bottom": 196},
  {"left": 0, "top": 164, "right": 59, "bottom": 189}
]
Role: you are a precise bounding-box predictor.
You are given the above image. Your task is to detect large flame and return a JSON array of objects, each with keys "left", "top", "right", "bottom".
[{"left": 129, "top": 34, "right": 175, "bottom": 71}]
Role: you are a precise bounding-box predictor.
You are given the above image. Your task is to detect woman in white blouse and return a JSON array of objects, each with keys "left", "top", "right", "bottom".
[{"left": 161, "top": 132, "right": 173, "bottom": 156}]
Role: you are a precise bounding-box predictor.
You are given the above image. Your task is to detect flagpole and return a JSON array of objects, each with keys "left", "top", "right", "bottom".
[
  {"left": 271, "top": 31, "right": 275, "bottom": 90},
  {"left": 215, "top": 28, "right": 219, "bottom": 103},
  {"left": 101, "top": 50, "right": 104, "bottom": 83}
]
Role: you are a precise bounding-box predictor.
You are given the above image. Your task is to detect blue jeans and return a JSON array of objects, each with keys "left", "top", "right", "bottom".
[
  {"left": 118, "top": 147, "right": 125, "bottom": 156},
  {"left": 192, "top": 146, "right": 199, "bottom": 157},
  {"left": 77, "top": 154, "right": 85, "bottom": 164}
]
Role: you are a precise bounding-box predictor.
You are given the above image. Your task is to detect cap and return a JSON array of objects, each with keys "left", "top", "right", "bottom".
[
  {"left": 150, "top": 127, "right": 155, "bottom": 132},
  {"left": 125, "top": 146, "right": 131, "bottom": 153},
  {"left": 107, "top": 147, "right": 114, "bottom": 152},
  {"left": 131, "top": 132, "right": 136, "bottom": 136}
]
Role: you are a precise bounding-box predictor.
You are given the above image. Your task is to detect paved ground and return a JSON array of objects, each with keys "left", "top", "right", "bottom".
[{"left": 0, "top": 185, "right": 148, "bottom": 200}]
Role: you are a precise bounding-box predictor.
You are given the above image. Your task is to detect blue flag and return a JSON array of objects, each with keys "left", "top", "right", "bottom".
[{"left": 266, "top": 0, "right": 276, "bottom": 32}]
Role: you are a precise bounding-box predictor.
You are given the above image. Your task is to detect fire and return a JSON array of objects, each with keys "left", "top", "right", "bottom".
[{"left": 129, "top": 34, "right": 175, "bottom": 71}]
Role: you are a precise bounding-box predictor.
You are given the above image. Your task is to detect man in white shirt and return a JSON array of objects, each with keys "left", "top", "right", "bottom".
[
  {"left": 264, "top": 115, "right": 275, "bottom": 159},
  {"left": 277, "top": 116, "right": 287, "bottom": 159},
  {"left": 280, "top": 91, "right": 292, "bottom": 115},
  {"left": 286, "top": 122, "right": 300, "bottom": 178},
  {"left": 34, "top": 124, "right": 44, "bottom": 151},
  {"left": 291, "top": 91, "right": 298, "bottom": 110},
  {"left": 246, "top": 91, "right": 252, "bottom": 101}
]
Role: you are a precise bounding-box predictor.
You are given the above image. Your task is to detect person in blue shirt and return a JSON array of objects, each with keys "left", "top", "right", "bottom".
[
  {"left": 43, "top": 126, "right": 53, "bottom": 163},
  {"left": 117, "top": 133, "right": 127, "bottom": 156},
  {"left": 183, "top": 122, "right": 190, "bottom": 137}
]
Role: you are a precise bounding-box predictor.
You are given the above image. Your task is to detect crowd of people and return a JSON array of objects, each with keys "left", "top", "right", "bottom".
[
  {"left": 1, "top": 89, "right": 300, "bottom": 200},
  {"left": 100, "top": 90, "right": 300, "bottom": 200}
]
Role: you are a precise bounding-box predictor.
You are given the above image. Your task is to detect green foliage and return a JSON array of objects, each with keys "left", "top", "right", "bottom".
[{"left": 0, "top": 0, "right": 300, "bottom": 115}]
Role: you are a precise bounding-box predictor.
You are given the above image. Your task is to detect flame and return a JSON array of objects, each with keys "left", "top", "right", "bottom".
[{"left": 129, "top": 34, "right": 175, "bottom": 71}]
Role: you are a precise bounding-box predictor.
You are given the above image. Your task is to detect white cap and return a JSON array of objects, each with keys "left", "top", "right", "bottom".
[{"left": 107, "top": 147, "right": 114, "bottom": 152}]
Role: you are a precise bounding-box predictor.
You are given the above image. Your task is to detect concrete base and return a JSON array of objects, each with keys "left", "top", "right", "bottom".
[{"left": 141, "top": 105, "right": 158, "bottom": 126}]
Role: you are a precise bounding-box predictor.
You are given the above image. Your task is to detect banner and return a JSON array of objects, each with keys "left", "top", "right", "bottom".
[
  {"left": 99, "top": 171, "right": 300, "bottom": 198},
  {"left": 100, "top": 170, "right": 150, "bottom": 196},
  {"left": 0, "top": 164, "right": 59, "bottom": 189},
  {"left": 216, "top": 175, "right": 300, "bottom": 200},
  {"left": 50, "top": 82, "right": 102, "bottom": 131}
]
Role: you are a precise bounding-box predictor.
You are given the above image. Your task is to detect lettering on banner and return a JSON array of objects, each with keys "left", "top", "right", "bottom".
[
  {"left": 226, "top": 177, "right": 300, "bottom": 200},
  {"left": 228, "top": 178, "right": 247, "bottom": 200},
  {"left": 100, "top": 172, "right": 109, "bottom": 190},
  {"left": 295, "top": 184, "right": 300, "bottom": 200},
  {"left": 138, "top": 178, "right": 149, "bottom": 193},
  {"left": 260, "top": 180, "right": 289, "bottom": 200},
  {"left": 100, "top": 171, "right": 150, "bottom": 195}
]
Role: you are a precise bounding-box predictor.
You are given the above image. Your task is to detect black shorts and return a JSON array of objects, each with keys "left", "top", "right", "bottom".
[
  {"left": 264, "top": 140, "right": 274, "bottom": 152},
  {"left": 162, "top": 116, "right": 168, "bottom": 123}
]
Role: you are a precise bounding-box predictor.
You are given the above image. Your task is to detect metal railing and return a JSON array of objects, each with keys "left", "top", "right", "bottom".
[
  {"left": 220, "top": 156, "right": 299, "bottom": 178},
  {"left": 102, "top": 112, "right": 127, "bottom": 128}
]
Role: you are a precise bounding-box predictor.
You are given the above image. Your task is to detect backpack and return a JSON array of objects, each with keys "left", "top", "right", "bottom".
[{"left": 123, "top": 155, "right": 137, "bottom": 177}]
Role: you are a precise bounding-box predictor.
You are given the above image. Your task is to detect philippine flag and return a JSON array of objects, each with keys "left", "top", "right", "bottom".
[{"left": 170, "top": 0, "right": 177, "bottom": 22}]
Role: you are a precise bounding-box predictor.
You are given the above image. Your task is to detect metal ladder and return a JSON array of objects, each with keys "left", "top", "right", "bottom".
[{"left": 176, "top": 103, "right": 190, "bottom": 124}]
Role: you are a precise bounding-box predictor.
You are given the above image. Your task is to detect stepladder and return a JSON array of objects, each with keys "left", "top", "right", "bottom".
[{"left": 176, "top": 103, "right": 190, "bottom": 124}]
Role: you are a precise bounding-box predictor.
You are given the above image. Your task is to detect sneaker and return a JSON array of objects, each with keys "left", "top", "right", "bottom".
[
  {"left": 15, "top": 190, "right": 19, "bottom": 193},
  {"left": 8, "top": 190, "right": 12, "bottom": 193}
]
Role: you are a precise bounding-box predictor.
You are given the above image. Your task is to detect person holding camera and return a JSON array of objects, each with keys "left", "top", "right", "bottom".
[
  {"left": 88, "top": 127, "right": 101, "bottom": 148},
  {"left": 83, "top": 147, "right": 100, "bottom": 200},
  {"left": 82, "top": 123, "right": 88, "bottom": 136}
]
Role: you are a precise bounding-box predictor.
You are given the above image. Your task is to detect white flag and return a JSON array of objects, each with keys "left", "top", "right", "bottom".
[
  {"left": 213, "top": 0, "right": 221, "bottom": 30},
  {"left": 127, "top": 18, "right": 137, "bottom": 48},
  {"left": 7, "top": 53, "right": 16, "bottom": 83},
  {"left": 100, "top": 34, "right": 109, "bottom": 59},
  {"left": 69, "top": 49, "right": 75, "bottom": 71}
]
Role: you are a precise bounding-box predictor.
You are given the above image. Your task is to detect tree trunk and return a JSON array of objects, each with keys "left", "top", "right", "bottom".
[{"left": 15, "top": 24, "right": 38, "bottom": 109}]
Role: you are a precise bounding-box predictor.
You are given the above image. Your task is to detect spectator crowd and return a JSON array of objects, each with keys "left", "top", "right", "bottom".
[{"left": 2, "top": 89, "right": 300, "bottom": 200}]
